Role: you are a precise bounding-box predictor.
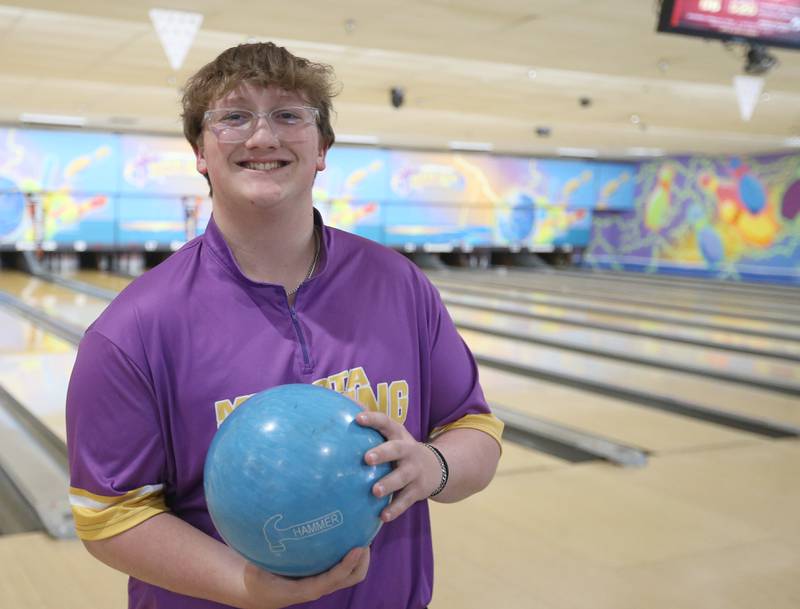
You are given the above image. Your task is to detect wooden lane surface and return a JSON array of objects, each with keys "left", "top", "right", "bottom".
[
  {"left": 431, "top": 439, "right": 800, "bottom": 609},
  {"left": 555, "top": 268, "right": 800, "bottom": 301},
  {"left": 0, "top": 306, "right": 74, "bottom": 442},
  {"left": 433, "top": 279, "right": 800, "bottom": 346},
  {"left": 444, "top": 269, "right": 800, "bottom": 320},
  {"left": 479, "top": 367, "right": 758, "bottom": 454},
  {"left": 0, "top": 271, "right": 109, "bottom": 441},
  {"left": 448, "top": 303, "right": 800, "bottom": 389},
  {"left": 0, "top": 533, "right": 126, "bottom": 608},
  {"left": 438, "top": 288, "right": 800, "bottom": 360},
  {"left": 66, "top": 269, "right": 134, "bottom": 293},
  {"left": 508, "top": 268, "right": 800, "bottom": 310},
  {"left": 0, "top": 270, "right": 109, "bottom": 328},
  {"left": 460, "top": 329, "right": 800, "bottom": 428}
]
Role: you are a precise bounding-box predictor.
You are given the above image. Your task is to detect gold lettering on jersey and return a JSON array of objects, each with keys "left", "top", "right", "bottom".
[
  {"left": 328, "top": 370, "right": 349, "bottom": 393},
  {"left": 312, "top": 367, "right": 409, "bottom": 424},
  {"left": 388, "top": 380, "right": 409, "bottom": 421},
  {"left": 346, "top": 367, "right": 369, "bottom": 391},
  {"left": 214, "top": 368, "right": 409, "bottom": 427},
  {"left": 214, "top": 393, "right": 254, "bottom": 427}
]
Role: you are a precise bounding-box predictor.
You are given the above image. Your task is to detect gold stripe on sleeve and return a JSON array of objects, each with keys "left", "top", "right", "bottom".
[
  {"left": 430, "top": 412, "right": 504, "bottom": 448},
  {"left": 69, "top": 485, "right": 169, "bottom": 541}
]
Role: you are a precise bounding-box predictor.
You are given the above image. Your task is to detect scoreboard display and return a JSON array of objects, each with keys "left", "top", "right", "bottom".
[{"left": 658, "top": 0, "right": 800, "bottom": 49}]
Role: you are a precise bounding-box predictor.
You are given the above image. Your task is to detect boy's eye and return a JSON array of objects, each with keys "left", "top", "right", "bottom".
[
  {"left": 272, "top": 109, "right": 302, "bottom": 124},
  {"left": 220, "top": 110, "right": 252, "bottom": 125}
]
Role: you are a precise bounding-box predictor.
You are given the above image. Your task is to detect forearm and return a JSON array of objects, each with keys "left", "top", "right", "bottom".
[
  {"left": 83, "top": 512, "right": 298, "bottom": 609},
  {"left": 429, "top": 428, "right": 501, "bottom": 503}
]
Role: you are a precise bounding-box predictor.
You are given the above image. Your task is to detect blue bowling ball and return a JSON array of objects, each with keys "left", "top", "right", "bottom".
[
  {"left": 498, "top": 191, "right": 535, "bottom": 242},
  {"left": 0, "top": 177, "right": 25, "bottom": 237},
  {"left": 203, "top": 384, "right": 391, "bottom": 577}
]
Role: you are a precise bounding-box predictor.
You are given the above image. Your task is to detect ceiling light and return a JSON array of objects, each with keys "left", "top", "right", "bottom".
[
  {"left": 785, "top": 137, "right": 800, "bottom": 148},
  {"left": 337, "top": 134, "right": 379, "bottom": 145},
  {"left": 448, "top": 141, "right": 493, "bottom": 152},
  {"left": 527, "top": 69, "right": 537, "bottom": 80},
  {"left": 108, "top": 116, "right": 139, "bottom": 126},
  {"left": 556, "top": 147, "right": 598, "bottom": 158},
  {"left": 630, "top": 114, "right": 641, "bottom": 124},
  {"left": 19, "top": 113, "right": 87, "bottom": 127},
  {"left": 626, "top": 147, "right": 664, "bottom": 157}
]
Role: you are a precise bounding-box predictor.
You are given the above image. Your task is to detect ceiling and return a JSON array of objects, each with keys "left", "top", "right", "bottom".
[{"left": 1, "top": 0, "right": 800, "bottom": 160}]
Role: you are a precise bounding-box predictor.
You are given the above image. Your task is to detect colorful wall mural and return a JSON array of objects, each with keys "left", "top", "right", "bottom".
[
  {"left": 2, "top": 124, "right": 796, "bottom": 283},
  {"left": 583, "top": 153, "right": 800, "bottom": 284},
  {"left": 314, "top": 148, "right": 634, "bottom": 248},
  {"left": 1, "top": 126, "right": 635, "bottom": 251}
]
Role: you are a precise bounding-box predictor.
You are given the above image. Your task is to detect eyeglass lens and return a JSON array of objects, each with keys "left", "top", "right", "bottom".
[{"left": 206, "top": 108, "right": 317, "bottom": 142}]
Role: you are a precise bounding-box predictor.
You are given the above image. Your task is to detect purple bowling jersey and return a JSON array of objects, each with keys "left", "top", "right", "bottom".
[{"left": 67, "top": 212, "right": 503, "bottom": 609}]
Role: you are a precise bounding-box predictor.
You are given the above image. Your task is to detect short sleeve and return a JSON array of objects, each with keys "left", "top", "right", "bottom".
[
  {"left": 423, "top": 278, "right": 503, "bottom": 446},
  {"left": 66, "top": 330, "right": 169, "bottom": 540}
]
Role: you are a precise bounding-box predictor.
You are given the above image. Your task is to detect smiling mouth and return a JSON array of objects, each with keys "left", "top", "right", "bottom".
[{"left": 238, "top": 161, "right": 290, "bottom": 171}]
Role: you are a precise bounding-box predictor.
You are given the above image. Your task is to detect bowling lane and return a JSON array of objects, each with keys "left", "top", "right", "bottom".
[
  {"left": 0, "top": 307, "right": 74, "bottom": 442},
  {"left": 447, "top": 304, "right": 800, "bottom": 392},
  {"left": 492, "top": 266, "right": 800, "bottom": 310},
  {"left": 66, "top": 269, "right": 132, "bottom": 293},
  {"left": 430, "top": 440, "right": 800, "bottom": 609},
  {"left": 436, "top": 269, "right": 800, "bottom": 322},
  {"left": 559, "top": 267, "right": 800, "bottom": 303},
  {"left": 511, "top": 272, "right": 800, "bottom": 320},
  {"left": 477, "top": 366, "right": 756, "bottom": 454},
  {"left": 432, "top": 275, "right": 800, "bottom": 340},
  {"left": 460, "top": 329, "right": 800, "bottom": 428},
  {"left": 439, "top": 289, "right": 800, "bottom": 360},
  {"left": 495, "top": 441, "right": 566, "bottom": 474},
  {"left": 0, "top": 532, "right": 127, "bottom": 608},
  {"left": 0, "top": 270, "right": 108, "bottom": 330},
  {"left": 540, "top": 268, "right": 800, "bottom": 308}
]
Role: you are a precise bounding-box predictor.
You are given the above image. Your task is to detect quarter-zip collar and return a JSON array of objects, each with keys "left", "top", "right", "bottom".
[{"left": 203, "top": 209, "right": 329, "bottom": 301}]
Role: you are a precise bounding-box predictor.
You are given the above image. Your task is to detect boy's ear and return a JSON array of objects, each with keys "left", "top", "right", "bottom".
[
  {"left": 194, "top": 142, "right": 208, "bottom": 175},
  {"left": 316, "top": 144, "right": 328, "bottom": 172}
]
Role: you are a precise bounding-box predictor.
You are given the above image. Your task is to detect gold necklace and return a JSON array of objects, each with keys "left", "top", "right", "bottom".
[{"left": 286, "top": 228, "right": 319, "bottom": 296}]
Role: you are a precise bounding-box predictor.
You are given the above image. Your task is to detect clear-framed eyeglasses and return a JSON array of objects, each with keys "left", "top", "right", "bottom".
[{"left": 203, "top": 106, "right": 320, "bottom": 143}]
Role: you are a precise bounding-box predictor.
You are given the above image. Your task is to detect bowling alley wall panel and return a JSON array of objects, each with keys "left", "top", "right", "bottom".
[
  {"left": 4, "top": 125, "right": 797, "bottom": 283},
  {"left": 0, "top": 126, "right": 633, "bottom": 252},
  {"left": 583, "top": 153, "right": 800, "bottom": 285}
]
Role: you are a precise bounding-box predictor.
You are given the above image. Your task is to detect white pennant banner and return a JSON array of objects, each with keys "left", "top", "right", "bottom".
[
  {"left": 733, "top": 75, "right": 764, "bottom": 122},
  {"left": 149, "top": 9, "right": 204, "bottom": 71}
]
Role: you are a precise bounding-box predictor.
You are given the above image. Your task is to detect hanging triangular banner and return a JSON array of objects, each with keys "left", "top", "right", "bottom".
[
  {"left": 149, "top": 9, "right": 203, "bottom": 71},
  {"left": 733, "top": 75, "right": 764, "bottom": 122}
]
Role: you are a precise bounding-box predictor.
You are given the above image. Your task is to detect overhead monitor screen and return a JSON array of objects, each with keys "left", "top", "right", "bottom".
[{"left": 657, "top": 0, "right": 800, "bottom": 49}]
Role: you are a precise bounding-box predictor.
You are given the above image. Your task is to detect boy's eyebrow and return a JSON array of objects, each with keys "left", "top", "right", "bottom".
[
  {"left": 218, "top": 94, "right": 247, "bottom": 104},
  {"left": 217, "top": 88, "right": 304, "bottom": 106}
]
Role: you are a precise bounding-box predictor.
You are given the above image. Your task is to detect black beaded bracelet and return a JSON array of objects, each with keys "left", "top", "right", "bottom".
[{"left": 423, "top": 443, "right": 449, "bottom": 497}]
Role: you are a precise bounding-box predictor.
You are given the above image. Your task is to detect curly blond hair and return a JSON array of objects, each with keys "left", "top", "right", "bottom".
[{"left": 181, "top": 42, "right": 337, "bottom": 151}]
